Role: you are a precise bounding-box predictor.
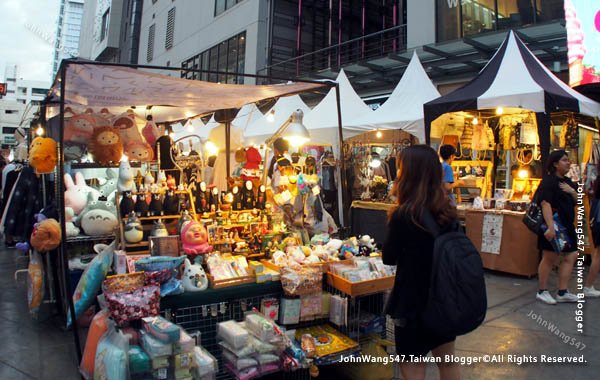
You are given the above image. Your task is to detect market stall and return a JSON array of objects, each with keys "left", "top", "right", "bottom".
[
  {"left": 39, "top": 60, "right": 397, "bottom": 380},
  {"left": 423, "top": 31, "right": 600, "bottom": 275}
]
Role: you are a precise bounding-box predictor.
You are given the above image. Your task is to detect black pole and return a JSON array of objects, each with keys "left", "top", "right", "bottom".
[
  {"left": 334, "top": 82, "right": 348, "bottom": 227},
  {"left": 225, "top": 121, "right": 231, "bottom": 182},
  {"left": 58, "top": 62, "right": 83, "bottom": 362}
]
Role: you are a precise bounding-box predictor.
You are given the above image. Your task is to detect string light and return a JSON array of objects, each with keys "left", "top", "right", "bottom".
[
  {"left": 496, "top": 107, "right": 504, "bottom": 115},
  {"left": 472, "top": 117, "right": 478, "bottom": 125},
  {"left": 376, "top": 130, "right": 382, "bottom": 138}
]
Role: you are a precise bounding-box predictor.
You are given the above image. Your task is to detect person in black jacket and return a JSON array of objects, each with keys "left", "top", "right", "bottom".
[{"left": 383, "top": 145, "right": 459, "bottom": 380}]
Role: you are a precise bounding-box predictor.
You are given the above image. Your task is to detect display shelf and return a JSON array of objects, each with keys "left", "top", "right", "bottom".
[
  {"left": 66, "top": 234, "right": 116, "bottom": 243},
  {"left": 121, "top": 215, "right": 182, "bottom": 222},
  {"left": 326, "top": 272, "right": 394, "bottom": 297},
  {"left": 124, "top": 241, "right": 149, "bottom": 248},
  {"left": 68, "top": 162, "right": 143, "bottom": 169}
]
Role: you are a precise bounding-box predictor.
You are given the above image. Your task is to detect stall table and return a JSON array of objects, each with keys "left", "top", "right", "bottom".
[
  {"left": 350, "top": 201, "right": 393, "bottom": 243},
  {"left": 465, "top": 209, "right": 539, "bottom": 277}
]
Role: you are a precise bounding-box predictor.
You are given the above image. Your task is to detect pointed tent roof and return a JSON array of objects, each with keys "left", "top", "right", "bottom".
[
  {"left": 348, "top": 51, "right": 440, "bottom": 142},
  {"left": 303, "top": 69, "right": 373, "bottom": 131},
  {"left": 424, "top": 30, "right": 600, "bottom": 143},
  {"left": 244, "top": 94, "right": 311, "bottom": 138}
]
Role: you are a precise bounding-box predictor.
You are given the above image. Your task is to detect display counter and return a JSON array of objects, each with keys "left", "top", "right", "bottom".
[
  {"left": 465, "top": 209, "right": 539, "bottom": 277},
  {"left": 350, "top": 201, "right": 394, "bottom": 243}
]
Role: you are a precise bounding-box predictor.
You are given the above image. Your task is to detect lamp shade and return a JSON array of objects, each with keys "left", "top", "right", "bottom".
[{"left": 283, "top": 109, "right": 310, "bottom": 146}]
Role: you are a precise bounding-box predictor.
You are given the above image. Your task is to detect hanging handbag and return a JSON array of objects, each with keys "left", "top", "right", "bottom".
[{"left": 522, "top": 190, "right": 544, "bottom": 235}]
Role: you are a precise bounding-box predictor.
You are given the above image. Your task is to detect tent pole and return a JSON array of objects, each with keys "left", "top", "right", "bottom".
[
  {"left": 334, "top": 82, "right": 347, "bottom": 227},
  {"left": 58, "top": 62, "right": 83, "bottom": 362},
  {"left": 535, "top": 112, "right": 551, "bottom": 168}
]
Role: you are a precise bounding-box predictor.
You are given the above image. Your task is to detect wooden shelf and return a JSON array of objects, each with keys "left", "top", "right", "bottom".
[
  {"left": 121, "top": 215, "right": 181, "bottom": 222},
  {"left": 66, "top": 234, "right": 116, "bottom": 243},
  {"left": 124, "top": 241, "right": 149, "bottom": 248},
  {"left": 68, "top": 162, "right": 142, "bottom": 169}
]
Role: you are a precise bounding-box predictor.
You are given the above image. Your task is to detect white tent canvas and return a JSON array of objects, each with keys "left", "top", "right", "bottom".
[
  {"left": 232, "top": 103, "right": 263, "bottom": 130},
  {"left": 348, "top": 51, "right": 440, "bottom": 143},
  {"left": 243, "top": 95, "right": 311, "bottom": 145}
]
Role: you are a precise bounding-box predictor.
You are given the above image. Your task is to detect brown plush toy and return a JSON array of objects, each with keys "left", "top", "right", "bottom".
[
  {"left": 30, "top": 219, "right": 62, "bottom": 252},
  {"left": 90, "top": 126, "right": 123, "bottom": 165}
]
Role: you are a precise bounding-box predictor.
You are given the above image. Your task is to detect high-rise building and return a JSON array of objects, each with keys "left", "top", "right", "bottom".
[
  {"left": 78, "top": 0, "right": 144, "bottom": 65},
  {"left": 134, "top": 1, "right": 566, "bottom": 97},
  {"left": 52, "top": 0, "right": 85, "bottom": 77}
]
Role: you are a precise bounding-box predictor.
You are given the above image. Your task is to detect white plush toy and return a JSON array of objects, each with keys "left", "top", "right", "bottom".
[
  {"left": 359, "top": 235, "right": 376, "bottom": 250},
  {"left": 65, "top": 207, "right": 80, "bottom": 237},
  {"left": 272, "top": 251, "right": 287, "bottom": 267},
  {"left": 182, "top": 258, "right": 208, "bottom": 292},
  {"left": 97, "top": 168, "right": 118, "bottom": 203},
  {"left": 117, "top": 159, "right": 134, "bottom": 192},
  {"left": 64, "top": 172, "right": 101, "bottom": 215},
  {"left": 325, "top": 239, "right": 343, "bottom": 257},
  {"left": 305, "top": 254, "right": 321, "bottom": 264},
  {"left": 78, "top": 194, "right": 118, "bottom": 236}
]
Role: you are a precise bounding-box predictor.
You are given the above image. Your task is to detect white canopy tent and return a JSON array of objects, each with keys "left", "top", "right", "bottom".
[
  {"left": 243, "top": 94, "right": 312, "bottom": 145},
  {"left": 347, "top": 51, "right": 440, "bottom": 143},
  {"left": 302, "top": 69, "right": 373, "bottom": 148}
]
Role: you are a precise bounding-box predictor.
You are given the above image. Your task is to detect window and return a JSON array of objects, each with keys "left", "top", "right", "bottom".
[
  {"left": 214, "top": 0, "right": 244, "bottom": 16},
  {"left": 32, "top": 88, "right": 47, "bottom": 96},
  {"left": 181, "top": 31, "right": 246, "bottom": 84},
  {"left": 4, "top": 110, "right": 18, "bottom": 114},
  {"left": 100, "top": 9, "right": 110, "bottom": 41},
  {"left": 2, "top": 127, "right": 17, "bottom": 135},
  {"left": 147, "top": 24, "right": 155, "bottom": 62},
  {"left": 165, "top": 7, "right": 176, "bottom": 49}
]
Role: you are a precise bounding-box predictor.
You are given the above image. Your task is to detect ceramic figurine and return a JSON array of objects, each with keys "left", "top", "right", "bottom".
[
  {"left": 166, "top": 175, "right": 176, "bottom": 191},
  {"left": 124, "top": 212, "right": 143, "bottom": 243},
  {"left": 149, "top": 193, "right": 164, "bottom": 216},
  {"left": 163, "top": 189, "right": 179, "bottom": 215},
  {"left": 232, "top": 186, "right": 242, "bottom": 210},
  {"left": 209, "top": 186, "right": 220, "bottom": 211},
  {"left": 134, "top": 192, "right": 150, "bottom": 217},
  {"left": 242, "top": 180, "right": 255, "bottom": 209},
  {"left": 256, "top": 184, "right": 266, "bottom": 209},
  {"left": 181, "top": 258, "right": 208, "bottom": 291},
  {"left": 177, "top": 210, "right": 193, "bottom": 234},
  {"left": 151, "top": 219, "right": 168, "bottom": 237},
  {"left": 195, "top": 182, "right": 208, "bottom": 213},
  {"left": 181, "top": 221, "right": 213, "bottom": 255}
]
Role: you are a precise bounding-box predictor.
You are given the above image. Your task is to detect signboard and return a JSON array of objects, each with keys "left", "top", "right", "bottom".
[
  {"left": 565, "top": 0, "right": 600, "bottom": 86},
  {"left": 0, "top": 83, "right": 6, "bottom": 96},
  {"left": 481, "top": 213, "right": 503, "bottom": 255}
]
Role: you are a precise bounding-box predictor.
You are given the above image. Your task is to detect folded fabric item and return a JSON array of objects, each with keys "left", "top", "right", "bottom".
[
  {"left": 254, "top": 353, "right": 279, "bottom": 366},
  {"left": 217, "top": 320, "right": 248, "bottom": 350},
  {"left": 192, "top": 346, "right": 218, "bottom": 378},
  {"left": 105, "top": 285, "right": 161, "bottom": 326},
  {"left": 128, "top": 345, "right": 151, "bottom": 374},
  {"left": 174, "top": 328, "right": 195, "bottom": 354},
  {"left": 159, "top": 277, "right": 184, "bottom": 297},
  {"left": 219, "top": 340, "right": 256, "bottom": 358},
  {"left": 142, "top": 316, "right": 181, "bottom": 344},
  {"left": 144, "top": 268, "right": 175, "bottom": 285},
  {"left": 248, "top": 336, "right": 276, "bottom": 354},
  {"left": 223, "top": 350, "right": 258, "bottom": 370},
  {"left": 140, "top": 330, "right": 173, "bottom": 358},
  {"left": 224, "top": 362, "right": 259, "bottom": 380},
  {"left": 135, "top": 256, "right": 185, "bottom": 273}
]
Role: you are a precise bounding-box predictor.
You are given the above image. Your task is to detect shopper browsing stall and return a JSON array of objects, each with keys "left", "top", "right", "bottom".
[
  {"left": 383, "top": 145, "right": 460, "bottom": 380},
  {"left": 439, "top": 144, "right": 463, "bottom": 206},
  {"left": 535, "top": 150, "right": 579, "bottom": 304}
]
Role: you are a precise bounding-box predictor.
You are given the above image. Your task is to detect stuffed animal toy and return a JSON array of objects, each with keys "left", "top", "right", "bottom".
[
  {"left": 78, "top": 194, "right": 118, "bottom": 236},
  {"left": 116, "top": 159, "right": 134, "bottom": 192},
  {"left": 65, "top": 113, "right": 95, "bottom": 161},
  {"left": 134, "top": 193, "right": 150, "bottom": 217},
  {"left": 124, "top": 212, "right": 143, "bottom": 243},
  {"left": 30, "top": 218, "right": 62, "bottom": 252},
  {"left": 96, "top": 169, "right": 118, "bottom": 203},
  {"left": 124, "top": 140, "right": 154, "bottom": 162},
  {"left": 134, "top": 170, "right": 144, "bottom": 191},
  {"left": 149, "top": 193, "right": 163, "bottom": 216},
  {"left": 240, "top": 147, "right": 261, "bottom": 182},
  {"left": 64, "top": 172, "right": 101, "bottom": 215},
  {"left": 157, "top": 171, "right": 168, "bottom": 193},
  {"left": 340, "top": 237, "right": 359, "bottom": 259},
  {"left": 113, "top": 109, "right": 145, "bottom": 148},
  {"left": 142, "top": 115, "right": 161, "bottom": 147},
  {"left": 89, "top": 126, "right": 123, "bottom": 165},
  {"left": 358, "top": 235, "right": 376, "bottom": 256},
  {"left": 119, "top": 191, "right": 135, "bottom": 218},
  {"left": 65, "top": 207, "right": 80, "bottom": 237},
  {"left": 166, "top": 175, "right": 176, "bottom": 191},
  {"left": 181, "top": 258, "right": 208, "bottom": 292},
  {"left": 325, "top": 238, "right": 343, "bottom": 258},
  {"left": 151, "top": 219, "right": 168, "bottom": 237},
  {"left": 163, "top": 189, "right": 179, "bottom": 215},
  {"left": 29, "top": 137, "right": 57, "bottom": 174},
  {"left": 181, "top": 221, "right": 213, "bottom": 255}
]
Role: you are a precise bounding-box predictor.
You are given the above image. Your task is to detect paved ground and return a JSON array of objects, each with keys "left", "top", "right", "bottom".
[{"left": 0, "top": 247, "right": 598, "bottom": 379}]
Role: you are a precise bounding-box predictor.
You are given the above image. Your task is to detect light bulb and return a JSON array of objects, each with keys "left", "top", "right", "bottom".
[
  {"left": 518, "top": 169, "right": 529, "bottom": 179},
  {"left": 369, "top": 159, "right": 382, "bottom": 168},
  {"left": 376, "top": 130, "right": 382, "bottom": 138},
  {"left": 205, "top": 141, "right": 219, "bottom": 156},
  {"left": 496, "top": 107, "right": 504, "bottom": 115},
  {"left": 266, "top": 110, "right": 275, "bottom": 123},
  {"left": 284, "top": 136, "right": 309, "bottom": 147},
  {"left": 472, "top": 117, "right": 478, "bottom": 125},
  {"left": 35, "top": 126, "right": 45, "bottom": 136}
]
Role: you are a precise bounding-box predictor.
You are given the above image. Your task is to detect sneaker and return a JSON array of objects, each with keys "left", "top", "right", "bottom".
[
  {"left": 536, "top": 291, "right": 557, "bottom": 305},
  {"left": 583, "top": 286, "right": 600, "bottom": 298},
  {"left": 555, "top": 291, "right": 578, "bottom": 303}
]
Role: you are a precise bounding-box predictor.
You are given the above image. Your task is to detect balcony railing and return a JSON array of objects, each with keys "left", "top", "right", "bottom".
[{"left": 259, "top": 24, "right": 407, "bottom": 79}]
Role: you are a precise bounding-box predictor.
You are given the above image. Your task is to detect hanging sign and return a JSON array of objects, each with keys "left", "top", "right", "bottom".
[{"left": 481, "top": 213, "right": 503, "bottom": 255}]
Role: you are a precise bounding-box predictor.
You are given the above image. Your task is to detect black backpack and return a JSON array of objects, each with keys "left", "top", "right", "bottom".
[{"left": 421, "top": 212, "right": 487, "bottom": 337}]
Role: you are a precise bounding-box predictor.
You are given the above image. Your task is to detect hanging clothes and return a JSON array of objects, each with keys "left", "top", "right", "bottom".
[{"left": 2, "top": 166, "right": 40, "bottom": 242}]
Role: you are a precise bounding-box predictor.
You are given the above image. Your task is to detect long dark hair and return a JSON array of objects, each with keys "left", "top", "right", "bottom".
[
  {"left": 388, "top": 145, "right": 456, "bottom": 227},
  {"left": 544, "top": 149, "right": 567, "bottom": 176}
]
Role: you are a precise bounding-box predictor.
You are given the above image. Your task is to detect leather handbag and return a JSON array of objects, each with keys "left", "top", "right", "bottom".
[{"left": 522, "top": 190, "right": 543, "bottom": 234}]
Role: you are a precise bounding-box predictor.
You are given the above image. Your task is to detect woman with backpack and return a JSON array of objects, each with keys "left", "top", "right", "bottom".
[
  {"left": 383, "top": 145, "right": 460, "bottom": 380},
  {"left": 535, "top": 150, "right": 580, "bottom": 304}
]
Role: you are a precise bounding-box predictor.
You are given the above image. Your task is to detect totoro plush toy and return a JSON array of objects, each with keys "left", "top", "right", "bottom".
[
  {"left": 77, "top": 194, "right": 118, "bottom": 236},
  {"left": 151, "top": 219, "right": 168, "bottom": 237},
  {"left": 124, "top": 212, "right": 143, "bottom": 243}
]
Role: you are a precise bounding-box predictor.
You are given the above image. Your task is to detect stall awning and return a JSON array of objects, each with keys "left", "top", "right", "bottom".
[{"left": 47, "top": 62, "right": 328, "bottom": 122}]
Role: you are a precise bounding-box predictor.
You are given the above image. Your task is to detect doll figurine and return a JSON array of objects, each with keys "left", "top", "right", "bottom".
[
  {"left": 209, "top": 186, "right": 220, "bottom": 211},
  {"left": 134, "top": 192, "right": 149, "bottom": 217},
  {"left": 124, "top": 212, "right": 143, "bottom": 243},
  {"left": 195, "top": 182, "right": 208, "bottom": 213},
  {"left": 149, "top": 193, "right": 164, "bottom": 216},
  {"left": 151, "top": 219, "right": 168, "bottom": 237},
  {"left": 242, "top": 180, "right": 255, "bottom": 209},
  {"left": 181, "top": 221, "right": 213, "bottom": 255},
  {"left": 231, "top": 185, "right": 243, "bottom": 211},
  {"left": 163, "top": 189, "right": 179, "bottom": 215},
  {"left": 256, "top": 184, "right": 267, "bottom": 209},
  {"left": 119, "top": 191, "right": 135, "bottom": 218}
]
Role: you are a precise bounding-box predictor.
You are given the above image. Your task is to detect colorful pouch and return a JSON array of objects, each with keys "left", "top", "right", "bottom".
[
  {"left": 103, "top": 272, "right": 145, "bottom": 293},
  {"left": 105, "top": 285, "right": 160, "bottom": 326},
  {"left": 144, "top": 268, "right": 174, "bottom": 285},
  {"left": 134, "top": 256, "right": 185, "bottom": 273}
]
